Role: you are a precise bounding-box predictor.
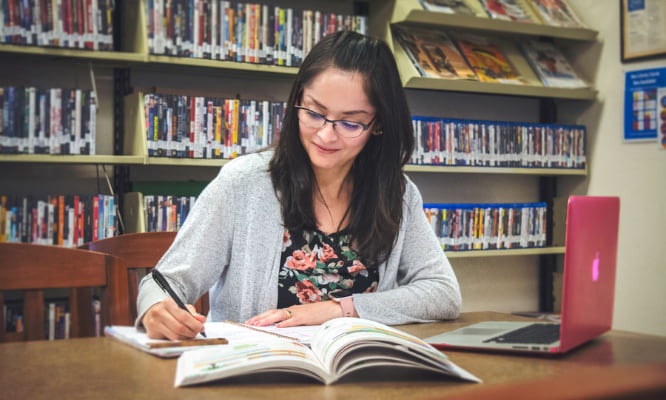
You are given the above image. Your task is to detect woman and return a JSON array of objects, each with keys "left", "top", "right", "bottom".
[{"left": 138, "top": 30, "right": 461, "bottom": 340}]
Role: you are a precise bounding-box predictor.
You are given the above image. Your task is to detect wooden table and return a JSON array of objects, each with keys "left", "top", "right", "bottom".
[{"left": 1, "top": 312, "right": 665, "bottom": 400}]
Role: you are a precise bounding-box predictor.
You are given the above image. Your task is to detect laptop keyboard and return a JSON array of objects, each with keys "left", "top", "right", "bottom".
[{"left": 483, "top": 323, "right": 561, "bottom": 344}]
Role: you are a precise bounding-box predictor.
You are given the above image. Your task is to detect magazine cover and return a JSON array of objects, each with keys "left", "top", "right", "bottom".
[
  {"left": 395, "top": 27, "right": 478, "bottom": 81},
  {"left": 419, "top": 0, "right": 476, "bottom": 15},
  {"left": 454, "top": 33, "right": 524, "bottom": 84},
  {"left": 527, "top": 0, "right": 584, "bottom": 28},
  {"left": 478, "top": 0, "right": 535, "bottom": 22},
  {"left": 521, "top": 40, "right": 587, "bottom": 88}
]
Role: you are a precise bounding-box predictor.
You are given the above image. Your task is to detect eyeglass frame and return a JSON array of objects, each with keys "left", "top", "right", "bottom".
[{"left": 293, "top": 105, "right": 376, "bottom": 138}]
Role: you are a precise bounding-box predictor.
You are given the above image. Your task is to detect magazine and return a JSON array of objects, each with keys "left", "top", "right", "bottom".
[
  {"left": 174, "top": 317, "right": 481, "bottom": 386},
  {"left": 419, "top": 0, "right": 476, "bottom": 15},
  {"left": 394, "top": 26, "right": 478, "bottom": 81},
  {"left": 454, "top": 33, "right": 524, "bottom": 84},
  {"left": 478, "top": 0, "right": 535, "bottom": 23},
  {"left": 527, "top": 0, "right": 584, "bottom": 28},
  {"left": 521, "top": 40, "right": 587, "bottom": 88}
]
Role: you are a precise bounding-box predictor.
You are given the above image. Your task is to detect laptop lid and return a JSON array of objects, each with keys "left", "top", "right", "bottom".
[{"left": 558, "top": 195, "right": 620, "bottom": 352}]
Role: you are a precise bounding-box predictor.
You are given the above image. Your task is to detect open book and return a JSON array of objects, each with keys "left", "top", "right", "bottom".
[{"left": 174, "top": 317, "right": 481, "bottom": 386}]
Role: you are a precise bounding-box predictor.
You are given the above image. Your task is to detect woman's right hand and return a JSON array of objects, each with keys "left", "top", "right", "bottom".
[{"left": 142, "top": 298, "right": 207, "bottom": 340}]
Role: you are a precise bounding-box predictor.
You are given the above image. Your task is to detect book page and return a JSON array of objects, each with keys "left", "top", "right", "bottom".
[
  {"left": 310, "top": 318, "right": 480, "bottom": 382},
  {"left": 175, "top": 339, "right": 332, "bottom": 387}
]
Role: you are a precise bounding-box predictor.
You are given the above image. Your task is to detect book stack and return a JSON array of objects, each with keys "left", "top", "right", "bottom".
[
  {"left": 419, "top": 0, "right": 477, "bottom": 15},
  {"left": 143, "top": 194, "right": 197, "bottom": 233},
  {"left": 394, "top": 24, "right": 587, "bottom": 88},
  {"left": 394, "top": 26, "right": 477, "bottom": 81},
  {"left": 0, "top": 0, "right": 114, "bottom": 50},
  {"left": 0, "top": 194, "right": 117, "bottom": 246},
  {"left": 477, "top": 0, "right": 537, "bottom": 23},
  {"left": 424, "top": 202, "right": 547, "bottom": 251},
  {"left": 0, "top": 86, "right": 97, "bottom": 155},
  {"left": 47, "top": 299, "right": 70, "bottom": 340},
  {"left": 417, "top": 0, "right": 586, "bottom": 29},
  {"left": 528, "top": 0, "right": 585, "bottom": 28},
  {"left": 146, "top": 1, "right": 367, "bottom": 66},
  {"left": 3, "top": 300, "right": 23, "bottom": 335},
  {"left": 411, "top": 116, "right": 586, "bottom": 169},
  {"left": 520, "top": 40, "right": 587, "bottom": 88},
  {"left": 144, "top": 93, "right": 285, "bottom": 160}
]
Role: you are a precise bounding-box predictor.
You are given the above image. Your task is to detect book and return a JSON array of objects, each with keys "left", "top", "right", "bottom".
[
  {"left": 105, "top": 321, "right": 320, "bottom": 358},
  {"left": 419, "top": 0, "right": 476, "bottom": 15},
  {"left": 454, "top": 33, "right": 524, "bottom": 84},
  {"left": 394, "top": 26, "right": 477, "bottom": 81},
  {"left": 478, "top": 0, "right": 535, "bottom": 23},
  {"left": 521, "top": 40, "right": 587, "bottom": 88},
  {"left": 174, "top": 317, "right": 481, "bottom": 387},
  {"left": 527, "top": 0, "right": 584, "bottom": 28}
]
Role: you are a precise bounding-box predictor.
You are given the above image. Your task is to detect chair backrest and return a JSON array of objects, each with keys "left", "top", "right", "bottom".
[
  {"left": 80, "top": 232, "right": 209, "bottom": 322},
  {"left": 0, "top": 243, "right": 132, "bottom": 341}
]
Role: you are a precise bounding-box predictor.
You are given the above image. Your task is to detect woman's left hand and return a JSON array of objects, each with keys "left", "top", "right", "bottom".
[{"left": 245, "top": 301, "right": 348, "bottom": 327}]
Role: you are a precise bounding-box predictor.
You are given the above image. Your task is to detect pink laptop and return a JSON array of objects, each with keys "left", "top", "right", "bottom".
[{"left": 426, "top": 196, "right": 620, "bottom": 354}]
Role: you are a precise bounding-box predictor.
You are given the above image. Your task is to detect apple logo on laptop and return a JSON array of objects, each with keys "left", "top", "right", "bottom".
[{"left": 592, "top": 251, "right": 600, "bottom": 281}]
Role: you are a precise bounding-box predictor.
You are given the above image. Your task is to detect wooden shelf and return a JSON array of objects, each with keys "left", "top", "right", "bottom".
[
  {"left": 393, "top": 10, "right": 597, "bottom": 41},
  {"left": 390, "top": 29, "right": 596, "bottom": 100},
  {"left": 445, "top": 246, "right": 565, "bottom": 258},
  {"left": 0, "top": 44, "right": 145, "bottom": 64},
  {"left": 404, "top": 164, "right": 587, "bottom": 176},
  {"left": 380, "top": 0, "right": 597, "bottom": 42},
  {"left": 146, "top": 55, "right": 298, "bottom": 76},
  {"left": 145, "top": 158, "right": 230, "bottom": 167},
  {"left": 0, "top": 154, "right": 145, "bottom": 165},
  {"left": 402, "top": 77, "right": 597, "bottom": 100}
]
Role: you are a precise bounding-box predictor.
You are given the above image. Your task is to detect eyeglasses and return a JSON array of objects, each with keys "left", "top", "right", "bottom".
[{"left": 294, "top": 106, "right": 374, "bottom": 138}]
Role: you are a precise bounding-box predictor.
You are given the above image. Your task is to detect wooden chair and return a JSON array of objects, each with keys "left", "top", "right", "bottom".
[
  {"left": 79, "top": 232, "right": 209, "bottom": 323},
  {"left": 0, "top": 243, "right": 132, "bottom": 341}
]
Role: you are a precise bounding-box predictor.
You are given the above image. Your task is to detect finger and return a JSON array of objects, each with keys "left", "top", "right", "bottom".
[
  {"left": 247, "top": 309, "right": 290, "bottom": 326},
  {"left": 160, "top": 299, "right": 205, "bottom": 339},
  {"left": 245, "top": 309, "right": 277, "bottom": 325},
  {"left": 185, "top": 304, "right": 207, "bottom": 323}
]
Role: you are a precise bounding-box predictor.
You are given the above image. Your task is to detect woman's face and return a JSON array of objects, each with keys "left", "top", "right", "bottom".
[{"left": 298, "top": 67, "right": 377, "bottom": 178}]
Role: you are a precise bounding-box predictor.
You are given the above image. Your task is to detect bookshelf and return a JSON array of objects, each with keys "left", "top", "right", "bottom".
[
  {"left": 372, "top": 0, "right": 598, "bottom": 99},
  {"left": 0, "top": 0, "right": 597, "bottom": 314},
  {"left": 367, "top": 0, "right": 597, "bottom": 312}
]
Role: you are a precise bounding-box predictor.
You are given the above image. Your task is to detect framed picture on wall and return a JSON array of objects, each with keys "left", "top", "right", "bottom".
[{"left": 621, "top": 0, "right": 666, "bottom": 62}]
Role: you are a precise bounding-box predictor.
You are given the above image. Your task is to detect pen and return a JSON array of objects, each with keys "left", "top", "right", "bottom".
[{"left": 152, "top": 269, "right": 207, "bottom": 337}]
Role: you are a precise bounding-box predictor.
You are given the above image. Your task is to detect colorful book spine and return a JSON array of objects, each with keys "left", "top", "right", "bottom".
[
  {"left": 411, "top": 116, "right": 586, "bottom": 169},
  {"left": 424, "top": 202, "right": 547, "bottom": 251}
]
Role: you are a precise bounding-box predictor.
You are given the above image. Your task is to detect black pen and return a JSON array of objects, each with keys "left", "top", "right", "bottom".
[{"left": 152, "top": 269, "right": 207, "bottom": 337}]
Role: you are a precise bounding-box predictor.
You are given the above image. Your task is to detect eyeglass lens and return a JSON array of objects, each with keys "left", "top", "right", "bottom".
[{"left": 298, "top": 108, "right": 365, "bottom": 137}]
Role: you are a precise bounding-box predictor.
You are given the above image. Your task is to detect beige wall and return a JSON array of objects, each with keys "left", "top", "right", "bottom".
[{"left": 562, "top": 0, "right": 666, "bottom": 336}]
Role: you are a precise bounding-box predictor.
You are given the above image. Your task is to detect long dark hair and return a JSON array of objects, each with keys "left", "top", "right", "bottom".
[{"left": 269, "top": 30, "right": 414, "bottom": 267}]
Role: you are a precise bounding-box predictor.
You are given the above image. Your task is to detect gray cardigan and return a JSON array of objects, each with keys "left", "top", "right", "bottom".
[{"left": 137, "top": 151, "right": 461, "bottom": 326}]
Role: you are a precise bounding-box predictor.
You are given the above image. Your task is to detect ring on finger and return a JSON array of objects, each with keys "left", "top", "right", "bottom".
[{"left": 282, "top": 308, "right": 292, "bottom": 320}]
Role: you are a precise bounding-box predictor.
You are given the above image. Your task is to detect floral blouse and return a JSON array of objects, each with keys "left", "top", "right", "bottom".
[{"left": 277, "top": 228, "right": 378, "bottom": 308}]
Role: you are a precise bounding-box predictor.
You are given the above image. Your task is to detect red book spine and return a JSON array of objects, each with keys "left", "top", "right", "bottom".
[
  {"left": 92, "top": 195, "right": 99, "bottom": 241},
  {"left": 32, "top": 208, "right": 38, "bottom": 244},
  {"left": 190, "top": 96, "right": 195, "bottom": 158},
  {"left": 73, "top": 195, "right": 80, "bottom": 245}
]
